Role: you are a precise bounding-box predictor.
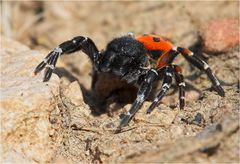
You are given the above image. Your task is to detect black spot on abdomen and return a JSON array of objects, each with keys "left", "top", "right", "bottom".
[{"left": 153, "top": 37, "right": 160, "bottom": 42}]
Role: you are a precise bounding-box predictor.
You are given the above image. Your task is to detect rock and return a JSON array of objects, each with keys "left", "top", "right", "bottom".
[
  {"left": 1, "top": 37, "right": 60, "bottom": 163},
  {"left": 200, "top": 19, "right": 239, "bottom": 53},
  {"left": 63, "top": 81, "right": 83, "bottom": 106}
]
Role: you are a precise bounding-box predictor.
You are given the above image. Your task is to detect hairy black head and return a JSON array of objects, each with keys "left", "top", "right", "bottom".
[{"left": 99, "top": 36, "right": 148, "bottom": 77}]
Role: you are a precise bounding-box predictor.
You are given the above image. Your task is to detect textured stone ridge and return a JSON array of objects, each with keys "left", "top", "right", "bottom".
[{"left": 0, "top": 37, "right": 60, "bottom": 163}]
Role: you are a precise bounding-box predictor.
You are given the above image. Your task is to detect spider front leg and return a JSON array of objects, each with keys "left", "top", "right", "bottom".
[
  {"left": 118, "top": 69, "right": 158, "bottom": 128},
  {"left": 177, "top": 47, "right": 225, "bottom": 97},
  {"left": 147, "top": 66, "right": 174, "bottom": 114},
  {"left": 34, "top": 36, "right": 100, "bottom": 82}
]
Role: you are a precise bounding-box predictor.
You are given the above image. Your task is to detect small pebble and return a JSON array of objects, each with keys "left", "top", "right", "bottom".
[{"left": 194, "top": 112, "right": 203, "bottom": 124}]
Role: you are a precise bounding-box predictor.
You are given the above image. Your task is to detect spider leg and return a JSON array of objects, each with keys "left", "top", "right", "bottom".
[
  {"left": 172, "top": 65, "right": 185, "bottom": 109},
  {"left": 147, "top": 66, "right": 173, "bottom": 114},
  {"left": 34, "top": 36, "right": 100, "bottom": 82},
  {"left": 177, "top": 47, "right": 225, "bottom": 97},
  {"left": 118, "top": 69, "right": 158, "bottom": 128}
]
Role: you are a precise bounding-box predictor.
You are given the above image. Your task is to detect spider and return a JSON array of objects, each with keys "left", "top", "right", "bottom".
[{"left": 34, "top": 33, "right": 225, "bottom": 128}]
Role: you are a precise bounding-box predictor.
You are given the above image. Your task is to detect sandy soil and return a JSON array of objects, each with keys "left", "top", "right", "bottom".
[{"left": 2, "top": 1, "right": 239, "bottom": 163}]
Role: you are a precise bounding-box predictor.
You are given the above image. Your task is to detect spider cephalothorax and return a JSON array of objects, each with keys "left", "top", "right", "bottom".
[
  {"left": 99, "top": 36, "right": 149, "bottom": 83},
  {"left": 34, "top": 33, "right": 224, "bottom": 128}
]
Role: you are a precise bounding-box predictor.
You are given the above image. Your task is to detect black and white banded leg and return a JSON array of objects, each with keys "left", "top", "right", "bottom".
[
  {"left": 119, "top": 69, "right": 158, "bottom": 128},
  {"left": 34, "top": 36, "right": 100, "bottom": 82},
  {"left": 177, "top": 47, "right": 225, "bottom": 97},
  {"left": 147, "top": 66, "right": 173, "bottom": 114},
  {"left": 172, "top": 65, "right": 185, "bottom": 109}
]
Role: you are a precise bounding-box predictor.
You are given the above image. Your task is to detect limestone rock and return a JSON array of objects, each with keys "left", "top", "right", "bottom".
[{"left": 0, "top": 36, "right": 60, "bottom": 163}]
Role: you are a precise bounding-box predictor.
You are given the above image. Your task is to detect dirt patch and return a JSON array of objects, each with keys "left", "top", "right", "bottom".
[
  {"left": 2, "top": 1, "right": 239, "bottom": 163},
  {"left": 52, "top": 84, "right": 238, "bottom": 163}
]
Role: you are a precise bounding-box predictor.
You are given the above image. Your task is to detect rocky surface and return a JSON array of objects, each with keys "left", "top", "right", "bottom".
[
  {"left": 52, "top": 85, "right": 239, "bottom": 163},
  {"left": 1, "top": 1, "right": 239, "bottom": 163},
  {"left": 0, "top": 37, "right": 60, "bottom": 163},
  {"left": 123, "top": 115, "right": 239, "bottom": 163}
]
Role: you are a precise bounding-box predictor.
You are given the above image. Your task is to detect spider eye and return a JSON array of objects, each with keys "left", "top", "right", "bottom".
[{"left": 127, "top": 32, "right": 135, "bottom": 37}]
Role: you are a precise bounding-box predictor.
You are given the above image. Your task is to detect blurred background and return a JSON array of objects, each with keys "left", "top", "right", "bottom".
[
  {"left": 1, "top": 1, "right": 238, "bottom": 49},
  {"left": 1, "top": 1, "right": 238, "bottom": 89}
]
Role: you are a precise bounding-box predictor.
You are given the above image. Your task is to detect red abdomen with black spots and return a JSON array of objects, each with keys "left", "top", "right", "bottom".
[
  {"left": 136, "top": 34, "right": 174, "bottom": 69},
  {"left": 136, "top": 34, "right": 173, "bottom": 52}
]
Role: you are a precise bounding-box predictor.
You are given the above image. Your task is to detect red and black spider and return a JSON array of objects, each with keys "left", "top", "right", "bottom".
[{"left": 34, "top": 33, "right": 224, "bottom": 128}]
